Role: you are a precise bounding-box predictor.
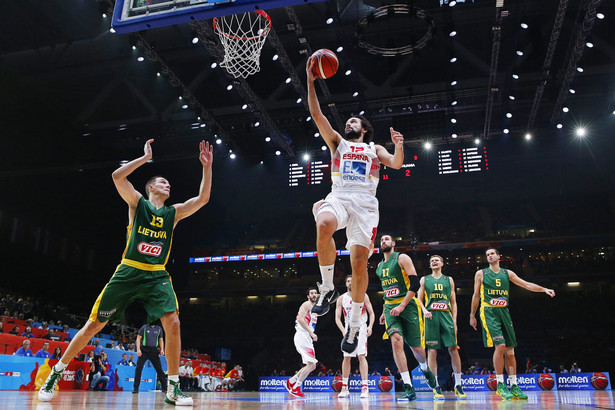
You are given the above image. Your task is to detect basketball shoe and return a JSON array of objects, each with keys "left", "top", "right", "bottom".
[
  {"left": 496, "top": 382, "right": 514, "bottom": 400},
  {"left": 165, "top": 379, "right": 193, "bottom": 406},
  {"left": 285, "top": 379, "right": 305, "bottom": 398},
  {"left": 454, "top": 384, "right": 467, "bottom": 398},
  {"left": 400, "top": 383, "right": 416, "bottom": 401},
  {"left": 341, "top": 324, "right": 360, "bottom": 354},
  {"left": 311, "top": 282, "right": 339, "bottom": 316},
  {"left": 510, "top": 384, "right": 528, "bottom": 399},
  {"left": 360, "top": 385, "right": 369, "bottom": 398},
  {"left": 421, "top": 367, "right": 437, "bottom": 389},
  {"left": 38, "top": 365, "right": 64, "bottom": 401},
  {"left": 338, "top": 385, "right": 350, "bottom": 398},
  {"left": 433, "top": 386, "right": 445, "bottom": 399}
]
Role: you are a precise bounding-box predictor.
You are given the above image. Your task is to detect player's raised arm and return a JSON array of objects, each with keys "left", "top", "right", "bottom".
[
  {"left": 306, "top": 57, "right": 342, "bottom": 153},
  {"left": 375, "top": 127, "right": 404, "bottom": 169},
  {"left": 173, "top": 141, "right": 213, "bottom": 223},
  {"left": 508, "top": 271, "right": 555, "bottom": 297},
  {"left": 111, "top": 139, "right": 153, "bottom": 208},
  {"left": 469, "top": 270, "right": 483, "bottom": 330},
  {"left": 389, "top": 254, "right": 419, "bottom": 316}
]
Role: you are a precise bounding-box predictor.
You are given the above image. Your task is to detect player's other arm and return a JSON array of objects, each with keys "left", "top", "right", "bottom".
[
  {"left": 375, "top": 128, "right": 404, "bottom": 169},
  {"left": 449, "top": 277, "right": 458, "bottom": 333},
  {"left": 469, "top": 270, "right": 483, "bottom": 330},
  {"left": 173, "top": 141, "right": 213, "bottom": 223},
  {"left": 364, "top": 293, "right": 375, "bottom": 337},
  {"left": 508, "top": 271, "right": 555, "bottom": 297},
  {"left": 111, "top": 139, "right": 152, "bottom": 208},
  {"left": 306, "top": 57, "right": 341, "bottom": 153},
  {"left": 334, "top": 297, "right": 345, "bottom": 335},
  {"left": 297, "top": 302, "right": 318, "bottom": 341},
  {"left": 417, "top": 277, "right": 432, "bottom": 319},
  {"left": 390, "top": 254, "right": 419, "bottom": 316},
  {"left": 136, "top": 335, "right": 143, "bottom": 357}
]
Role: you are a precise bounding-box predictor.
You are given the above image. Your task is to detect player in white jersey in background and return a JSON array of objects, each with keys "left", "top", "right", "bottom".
[
  {"left": 335, "top": 275, "right": 375, "bottom": 398},
  {"left": 285, "top": 287, "right": 319, "bottom": 398},
  {"left": 306, "top": 56, "right": 405, "bottom": 355}
]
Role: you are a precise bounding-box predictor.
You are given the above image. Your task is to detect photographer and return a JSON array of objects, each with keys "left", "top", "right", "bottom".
[{"left": 89, "top": 354, "right": 110, "bottom": 391}]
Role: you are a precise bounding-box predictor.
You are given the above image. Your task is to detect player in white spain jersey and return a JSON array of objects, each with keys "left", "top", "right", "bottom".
[
  {"left": 306, "top": 56, "right": 405, "bottom": 356},
  {"left": 285, "top": 287, "right": 319, "bottom": 398},
  {"left": 335, "top": 275, "right": 375, "bottom": 398}
]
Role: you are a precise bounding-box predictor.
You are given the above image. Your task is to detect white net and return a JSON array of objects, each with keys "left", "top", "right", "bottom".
[{"left": 213, "top": 11, "right": 271, "bottom": 79}]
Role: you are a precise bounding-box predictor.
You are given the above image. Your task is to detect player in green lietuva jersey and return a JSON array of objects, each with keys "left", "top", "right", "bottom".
[
  {"left": 39, "top": 139, "right": 213, "bottom": 406},
  {"left": 470, "top": 248, "right": 555, "bottom": 401},
  {"left": 418, "top": 255, "right": 466, "bottom": 399},
  {"left": 376, "top": 234, "right": 436, "bottom": 401}
]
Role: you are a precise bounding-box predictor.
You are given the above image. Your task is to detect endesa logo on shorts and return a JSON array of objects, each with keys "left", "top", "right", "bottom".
[{"left": 138, "top": 242, "right": 163, "bottom": 257}]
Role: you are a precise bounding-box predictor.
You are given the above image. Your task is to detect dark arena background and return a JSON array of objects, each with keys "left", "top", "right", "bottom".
[{"left": 1, "top": 0, "right": 614, "bottom": 408}]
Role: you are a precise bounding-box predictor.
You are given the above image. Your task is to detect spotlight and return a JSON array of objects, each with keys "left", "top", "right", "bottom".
[
  {"left": 132, "top": 46, "right": 136, "bottom": 50},
  {"left": 326, "top": 17, "right": 333, "bottom": 24},
  {"left": 569, "top": 88, "right": 575, "bottom": 94},
  {"left": 450, "top": 80, "right": 457, "bottom": 86},
  {"left": 451, "top": 100, "right": 458, "bottom": 106},
  {"left": 254, "top": 121, "right": 260, "bottom": 127},
  {"left": 211, "top": 62, "right": 217, "bottom": 69},
  {"left": 157, "top": 72, "right": 160, "bottom": 77},
  {"left": 314, "top": 132, "right": 320, "bottom": 137},
  {"left": 179, "top": 96, "right": 182, "bottom": 100},
  {"left": 474, "top": 138, "right": 480, "bottom": 145},
  {"left": 192, "top": 37, "right": 199, "bottom": 44},
  {"left": 512, "top": 74, "right": 519, "bottom": 79},
  {"left": 216, "top": 138, "right": 222, "bottom": 144},
  {"left": 265, "top": 137, "right": 271, "bottom": 142},
  {"left": 275, "top": 150, "right": 281, "bottom": 156},
  {"left": 451, "top": 118, "right": 457, "bottom": 123},
  {"left": 303, "top": 153, "right": 310, "bottom": 161},
  {"left": 577, "top": 67, "right": 584, "bottom": 72},
  {"left": 260, "top": 161, "right": 264, "bottom": 164},
  {"left": 586, "top": 41, "right": 594, "bottom": 48},
  {"left": 352, "top": 91, "right": 359, "bottom": 97},
  {"left": 450, "top": 57, "right": 457, "bottom": 63},
  {"left": 449, "top": 30, "right": 457, "bottom": 37},
  {"left": 556, "top": 123, "right": 563, "bottom": 129},
  {"left": 230, "top": 153, "right": 236, "bottom": 159},
  {"left": 110, "top": 28, "right": 116, "bottom": 33},
  {"left": 449, "top": 0, "right": 457, "bottom": 6},
  {"left": 506, "top": 112, "right": 512, "bottom": 118},
  {"left": 242, "top": 104, "right": 248, "bottom": 110},
  {"left": 359, "top": 110, "right": 365, "bottom": 115},
  {"left": 321, "top": 145, "right": 327, "bottom": 151},
  {"left": 596, "top": 13, "right": 604, "bottom": 20},
  {"left": 451, "top": 133, "right": 457, "bottom": 139},
  {"left": 509, "top": 95, "right": 515, "bottom": 100},
  {"left": 137, "top": 56, "right": 144, "bottom": 62},
  {"left": 200, "top": 124, "right": 205, "bottom": 128},
  {"left": 296, "top": 98, "right": 302, "bottom": 103},
  {"left": 345, "top": 70, "right": 352, "bottom": 75},
  {"left": 102, "top": 13, "right": 107, "bottom": 18},
  {"left": 285, "top": 77, "right": 291, "bottom": 84},
  {"left": 575, "top": 127, "right": 586, "bottom": 137},
  {"left": 306, "top": 116, "right": 311, "bottom": 121},
  {"left": 503, "top": 128, "right": 510, "bottom": 134},
  {"left": 227, "top": 84, "right": 233, "bottom": 90},
  {"left": 424, "top": 142, "right": 432, "bottom": 150},
  {"left": 181, "top": 104, "right": 188, "bottom": 109},
  {"left": 516, "top": 50, "right": 523, "bottom": 56},
  {"left": 525, "top": 133, "right": 532, "bottom": 140},
  {"left": 337, "top": 46, "right": 344, "bottom": 52},
  {"left": 562, "top": 107, "right": 569, "bottom": 113},
  {"left": 520, "top": 23, "right": 528, "bottom": 29},
  {"left": 272, "top": 54, "right": 279, "bottom": 61}
]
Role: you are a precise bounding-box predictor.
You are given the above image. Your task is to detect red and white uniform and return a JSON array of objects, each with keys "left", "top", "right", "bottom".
[
  {"left": 340, "top": 292, "right": 368, "bottom": 357},
  {"left": 294, "top": 310, "right": 318, "bottom": 364},
  {"left": 314, "top": 139, "right": 380, "bottom": 249}
]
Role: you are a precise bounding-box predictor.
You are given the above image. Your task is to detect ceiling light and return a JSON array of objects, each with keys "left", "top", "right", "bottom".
[
  {"left": 449, "top": 1, "right": 457, "bottom": 6},
  {"left": 474, "top": 138, "right": 480, "bottom": 145},
  {"left": 227, "top": 84, "right": 233, "bottom": 90},
  {"left": 576, "top": 67, "right": 584, "bottom": 72},
  {"left": 337, "top": 46, "right": 343, "bottom": 52},
  {"left": 512, "top": 74, "right": 519, "bottom": 79},
  {"left": 285, "top": 77, "right": 291, "bottom": 84},
  {"left": 303, "top": 154, "right": 310, "bottom": 161},
  {"left": 102, "top": 13, "right": 107, "bottom": 18},
  {"left": 216, "top": 138, "right": 222, "bottom": 144},
  {"left": 449, "top": 30, "right": 457, "bottom": 37},
  {"left": 254, "top": 121, "right": 260, "bottom": 127},
  {"left": 506, "top": 112, "right": 512, "bottom": 118},
  {"left": 525, "top": 133, "right": 532, "bottom": 140},
  {"left": 345, "top": 70, "right": 352, "bottom": 75},
  {"left": 450, "top": 57, "right": 457, "bottom": 63},
  {"left": 503, "top": 128, "right": 510, "bottom": 134},
  {"left": 556, "top": 123, "right": 563, "bottom": 129},
  {"left": 192, "top": 37, "right": 199, "bottom": 44},
  {"left": 352, "top": 92, "right": 359, "bottom": 97},
  {"left": 516, "top": 50, "right": 523, "bottom": 56},
  {"left": 451, "top": 133, "right": 457, "bottom": 139},
  {"left": 230, "top": 153, "right": 236, "bottom": 159},
  {"left": 520, "top": 23, "right": 528, "bottom": 29},
  {"left": 296, "top": 98, "right": 302, "bottom": 103},
  {"left": 211, "top": 62, "right": 217, "bottom": 68},
  {"left": 314, "top": 132, "right": 320, "bottom": 137},
  {"left": 450, "top": 80, "right": 457, "bottom": 86},
  {"left": 137, "top": 56, "right": 144, "bottom": 62},
  {"left": 275, "top": 150, "right": 281, "bottom": 156},
  {"left": 200, "top": 124, "right": 205, "bottom": 128},
  {"left": 265, "top": 137, "right": 271, "bottom": 142},
  {"left": 569, "top": 88, "right": 575, "bottom": 94},
  {"left": 326, "top": 17, "right": 333, "bottom": 24},
  {"left": 509, "top": 95, "right": 515, "bottom": 100},
  {"left": 451, "top": 118, "right": 457, "bottom": 123},
  {"left": 596, "top": 13, "right": 604, "bottom": 20},
  {"left": 359, "top": 110, "right": 365, "bottom": 115},
  {"left": 562, "top": 107, "right": 569, "bottom": 113},
  {"left": 451, "top": 100, "right": 458, "bottom": 106},
  {"left": 181, "top": 104, "right": 188, "bottom": 109},
  {"left": 424, "top": 142, "right": 432, "bottom": 150},
  {"left": 586, "top": 41, "right": 594, "bottom": 48},
  {"left": 242, "top": 104, "right": 248, "bottom": 110},
  {"left": 156, "top": 72, "right": 161, "bottom": 77},
  {"left": 132, "top": 46, "right": 136, "bottom": 50},
  {"left": 272, "top": 54, "right": 278, "bottom": 61},
  {"left": 321, "top": 145, "right": 327, "bottom": 151},
  {"left": 575, "top": 127, "right": 586, "bottom": 137}
]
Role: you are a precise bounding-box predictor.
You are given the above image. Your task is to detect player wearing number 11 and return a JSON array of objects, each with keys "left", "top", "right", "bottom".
[
  {"left": 470, "top": 248, "right": 555, "bottom": 400},
  {"left": 39, "top": 139, "right": 213, "bottom": 406}
]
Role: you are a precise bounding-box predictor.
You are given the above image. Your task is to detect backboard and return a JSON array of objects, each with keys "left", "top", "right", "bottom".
[{"left": 111, "top": 0, "right": 327, "bottom": 34}]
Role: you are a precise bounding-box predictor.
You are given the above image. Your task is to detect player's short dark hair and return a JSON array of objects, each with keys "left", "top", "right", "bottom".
[
  {"left": 145, "top": 176, "right": 164, "bottom": 197},
  {"left": 380, "top": 233, "right": 394, "bottom": 242},
  {"left": 485, "top": 247, "right": 500, "bottom": 256},
  {"left": 307, "top": 286, "right": 317, "bottom": 295},
  {"left": 345, "top": 274, "right": 352, "bottom": 282},
  {"left": 430, "top": 255, "right": 444, "bottom": 263},
  {"left": 352, "top": 115, "right": 374, "bottom": 143}
]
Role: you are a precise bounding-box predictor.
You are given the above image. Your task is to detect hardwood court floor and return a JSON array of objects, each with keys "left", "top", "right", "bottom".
[{"left": 3, "top": 389, "right": 613, "bottom": 409}]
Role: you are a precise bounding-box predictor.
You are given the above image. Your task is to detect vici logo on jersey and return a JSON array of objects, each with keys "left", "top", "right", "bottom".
[
  {"left": 138, "top": 242, "right": 163, "bottom": 256},
  {"left": 430, "top": 302, "right": 448, "bottom": 310}
]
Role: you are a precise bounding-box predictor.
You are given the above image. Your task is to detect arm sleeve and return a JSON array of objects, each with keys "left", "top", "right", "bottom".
[{"left": 409, "top": 275, "right": 420, "bottom": 293}]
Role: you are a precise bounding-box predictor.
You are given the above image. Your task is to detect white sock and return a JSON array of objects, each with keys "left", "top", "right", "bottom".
[
  {"left": 54, "top": 361, "right": 68, "bottom": 371},
  {"left": 496, "top": 374, "right": 504, "bottom": 383},
  {"left": 401, "top": 371, "right": 412, "bottom": 386},
  {"left": 342, "top": 377, "right": 348, "bottom": 386},
  {"left": 350, "top": 301, "right": 364, "bottom": 326},
  {"left": 509, "top": 374, "right": 517, "bottom": 385},
  {"left": 454, "top": 373, "right": 462, "bottom": 386},
  {"left": 435, "top": 376, "right": 439, "bottom": 387},
  {"left": 296, "top": 379, "right": 303, "bottom": 387},
  {"left": 168, "top": 375, "right": 179, "bottom": 386},
  {"left": 320, "top": 265, "right": 335, "bottom": 289},
  {"left": 290, "top": 375, "right": 298, "bottom": 384},
  {"left": 419, "top": 362, "right": 428, "bottom": 371},
  {"left": 362, "top": 380, "right": 368, "bottom": 386}
]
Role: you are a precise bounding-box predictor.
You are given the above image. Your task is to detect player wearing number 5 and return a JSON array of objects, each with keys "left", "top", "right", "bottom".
[
  {"left": 39, "top": 139, "right": 213, "bottom": 406},
  {"left": 376, "top": 234, "right": 436, "bottom": 401},
  {"left": 470, "top": 248, "right": 555, "bottom": 400},
  {"left": 306, "top": 56, "right": 404, "bottom": 358},
  {"left": 417, "top": 255, "right": 466, "bottom": 399}
]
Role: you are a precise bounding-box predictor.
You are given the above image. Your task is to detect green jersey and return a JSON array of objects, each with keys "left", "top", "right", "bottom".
[
  {"left": 376, "top": 252, "right": 411, "bottom": 302},
  {"left": 121, "top": 196, "right": 176, "bottom": 270},
  {"left": 480, "top": 267, "right": 510, "bottom": 308},
  {"left": 423, "top": 274, "right": 452, "bottom": 311}
]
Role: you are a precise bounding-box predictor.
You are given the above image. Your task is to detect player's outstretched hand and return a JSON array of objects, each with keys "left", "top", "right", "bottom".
[
  {"left": 545, "top": 288, "right": 555, "bottom": 297},
  {"left": 469, "top": 316, "right": 477, "bottom": 331},
  {"left": 199, "top": 140, "right": 213, "bottom": 168},
  {"left": 390, "top": 127, "right": 404, "bottom": 149},
  {"left": 306, "top": 56, "right": 316, "bottom": 82},
  {"left": 144, "top": 139, "right": 154, "bottom": 160}
]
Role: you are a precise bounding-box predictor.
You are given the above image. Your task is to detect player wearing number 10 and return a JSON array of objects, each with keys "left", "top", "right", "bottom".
[
  {"left": 375, "top": 235, "right": 436, "bottom": 401},
  {"left": 39, "top": 139, "right": 213, "bottom": 406},
  {"left": 469, "top": 248, "right": 555, "bottom": 400}
]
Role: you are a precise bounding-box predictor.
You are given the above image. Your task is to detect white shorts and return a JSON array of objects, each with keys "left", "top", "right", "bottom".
[
  {"left": 294, "top": 330, "right": 318, "bottom": 364},
  {"left": 314, "top": 191, "right": 379, "bottom": 250},
  {"left": 343, "top": 323, "right": 368, "bottom": 358}
]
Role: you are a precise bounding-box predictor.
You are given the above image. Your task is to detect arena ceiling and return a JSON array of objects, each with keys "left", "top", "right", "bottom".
[{"left": 1, "top": 0, "right": 614, "bottom": 173}]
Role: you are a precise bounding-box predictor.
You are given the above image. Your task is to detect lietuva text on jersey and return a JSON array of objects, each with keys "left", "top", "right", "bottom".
[
  {"left": 137, "top": 226, "right": 169, "bottom": 239},
  {"left": 486, "top": 289, "right": 508, "bottom": 296}
]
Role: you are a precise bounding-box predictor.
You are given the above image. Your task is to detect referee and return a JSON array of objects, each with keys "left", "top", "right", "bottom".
[{"left": 133, "top": 323, "right": 168, "bottom": 393}]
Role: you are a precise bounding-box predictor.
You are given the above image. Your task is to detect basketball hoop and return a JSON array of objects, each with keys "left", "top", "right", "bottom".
[{"left": 213, "top": 11, "right": 271, "bottom": 79}]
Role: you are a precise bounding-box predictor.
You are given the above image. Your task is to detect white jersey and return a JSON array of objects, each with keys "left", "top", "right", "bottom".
[
  {"left": 295, "top": 310, "right": 317, "bottom": 335},
  {"left": 341, "top": 292, "right": 368, "bottom": 325},
  {"left": 331, "top": 139, "right": 380, "bottom": 196}
]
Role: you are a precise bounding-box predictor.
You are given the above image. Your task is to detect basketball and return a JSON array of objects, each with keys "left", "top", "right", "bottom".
[
  {"left": 331, "top": 376, "right": 343, "bottom": 392},
  {"left": 537, "top": 373, "right": 555, "bottom": 390},
  {"left": 378, "top": 376, "right": 393, "bottom": 392},
  {"left": 486, "top": 374, "right": 497, "bottom": 391},
  {"left": 311, "top": 49, "right": 338, "bottom": 79},
  {"left": 590, "top": 372, "right": 609, "bottom": 390}
]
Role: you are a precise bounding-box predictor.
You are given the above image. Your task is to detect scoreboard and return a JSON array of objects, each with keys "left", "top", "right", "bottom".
[
  {"left": 288, "top": 160, "right": 330, "bottom": 187},
  {"left": 438, "top": 146, "right": 489, "bottom": 174}
]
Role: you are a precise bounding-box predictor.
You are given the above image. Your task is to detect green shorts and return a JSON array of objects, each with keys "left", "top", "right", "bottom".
[
  {"left": 383, "top": 298, "right": 424, "bottom": 348},
  {"left": 424, "top": 310, "right": 458, "bottom": 350},
  {"left": 479, "top": 306, "right": 517, "bottom": 348},
  {"left": 89, "top": 264, "right": 179, "bottom": 324}
]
